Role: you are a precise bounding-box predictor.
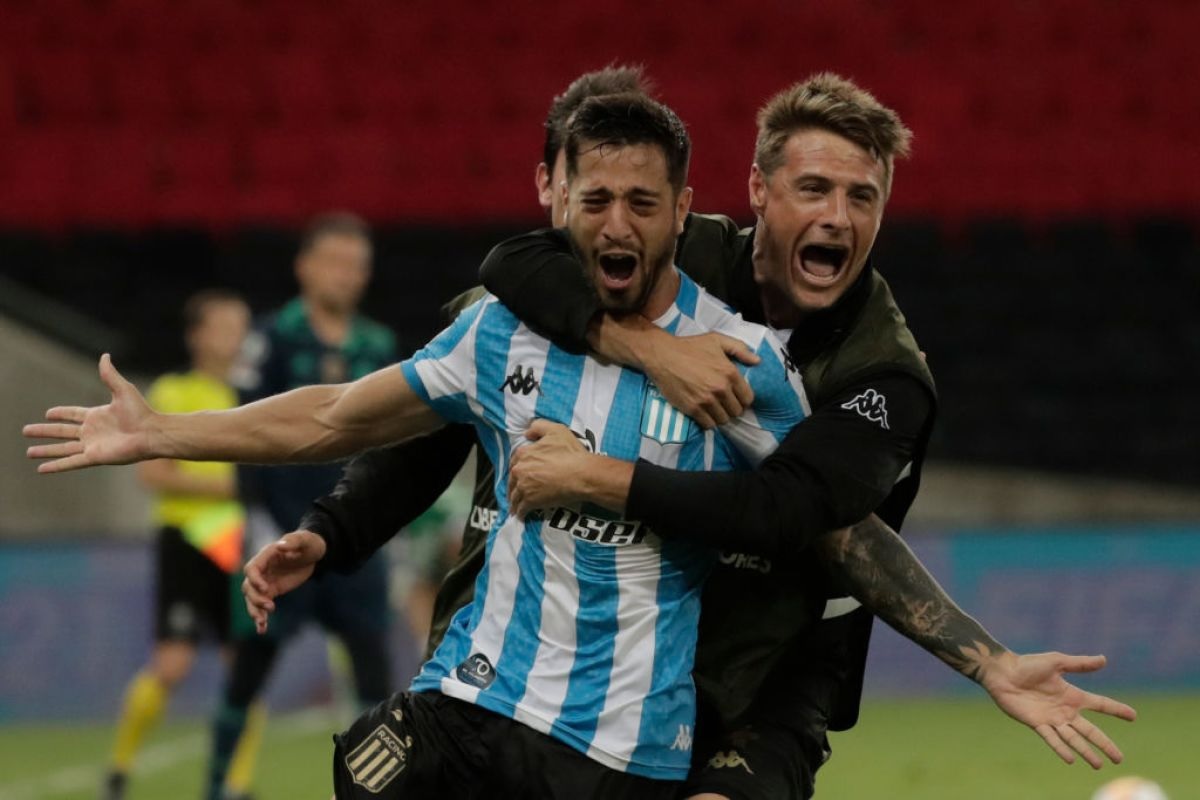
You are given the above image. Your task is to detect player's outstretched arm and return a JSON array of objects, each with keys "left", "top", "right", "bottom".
[
  {"left": 818, "top": 515, "right": 1136, "bottom": 769},
  {"left": 242, "top": 531, "right": 326, "bottom": 634},
  {"left": 25, "top": 354, "right": 443, "bottom": 472}
]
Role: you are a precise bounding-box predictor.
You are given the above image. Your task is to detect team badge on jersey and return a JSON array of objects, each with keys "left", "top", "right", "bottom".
[
  {"left": 344, "top": 724, "right": 413, "bottom": 794},
  {"left": 640, "top": 385, "right": 693, "bottom": 444}
]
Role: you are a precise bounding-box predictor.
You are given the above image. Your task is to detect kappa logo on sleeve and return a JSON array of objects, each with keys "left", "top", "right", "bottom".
[{"left": 840, "top": 388, "right": 889, "bottom": 429}]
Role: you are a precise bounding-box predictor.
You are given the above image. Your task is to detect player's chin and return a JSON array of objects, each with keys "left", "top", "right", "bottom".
[
  {"left": 790, "top": 282, "right": 841, "bottom": 313},
  {"left": 596, "top": 287, "right": 641, "bottom": 313}
]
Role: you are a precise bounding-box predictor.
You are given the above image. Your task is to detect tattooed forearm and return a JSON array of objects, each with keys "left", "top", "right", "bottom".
[{"left": 817, "top": 515, "right": 1008, "bottom": 684}]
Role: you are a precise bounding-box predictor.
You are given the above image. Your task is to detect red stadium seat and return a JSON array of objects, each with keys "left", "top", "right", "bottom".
[
  {"left": 17, "top": 49, "right": 110, "bottom": 124},
  {"left": 157, "top": 130, "right": 241, "bottom": 226},
  {"left": 70, "top": 126, "right": 160, "bottom": 226},
  {"left": 108, "top": 57, "right": 187, "bottom": 128},
  {"left": 0, "top": 129, "right": 80, "bottom": 227}
]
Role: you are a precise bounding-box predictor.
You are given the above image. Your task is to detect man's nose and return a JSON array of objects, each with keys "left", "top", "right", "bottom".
[
  {"left": 819, "top": 191, "right": 851, "bottom": 232},
  {"left": 602, "top": 201, "right": 634, "bottom": 241}
]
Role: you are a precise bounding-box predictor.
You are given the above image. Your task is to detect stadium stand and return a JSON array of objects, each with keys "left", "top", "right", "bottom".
[
  {"left": 0, "top": 0, "right": 1197, "bottom": 225},
  {"left": 0, "top": 0, "right": 1197, "bottom": 486}
]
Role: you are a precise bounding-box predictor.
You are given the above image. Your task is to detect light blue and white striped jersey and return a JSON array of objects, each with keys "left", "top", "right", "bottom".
[{"left": 400, "top": 269, "right": 808, "bottom": 780}]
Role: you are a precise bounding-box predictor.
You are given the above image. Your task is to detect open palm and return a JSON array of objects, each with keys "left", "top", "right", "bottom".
[
  {"left": 983, "top": 651, "right": 1137, "bottom": 769},
  {"left": 24, "top": 354, "right": 154, "bottom": 473}
]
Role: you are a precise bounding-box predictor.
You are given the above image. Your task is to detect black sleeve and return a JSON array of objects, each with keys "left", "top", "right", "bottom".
[
  {"left": 300, "top": 424, "right": 477, "bottom": 574},
  {"left": 626, "top": 373, "right": 933, "bottom": 557},
  {"left": 478, "top": 228, "right": 597, "bottom": 353}
]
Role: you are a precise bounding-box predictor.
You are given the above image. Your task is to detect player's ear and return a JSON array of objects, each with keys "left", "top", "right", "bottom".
[
  {"left": 559, "top": 179, "right": 570, "bottom": 224},
  {"left": 749, "top": 164, "right": 767, "bottom": 217},
  {"left": 675, "top": 186, "right": 693, "bottom": 235},
  {"left": 535, "top": 162, "right": 553, "bottom": 212}
]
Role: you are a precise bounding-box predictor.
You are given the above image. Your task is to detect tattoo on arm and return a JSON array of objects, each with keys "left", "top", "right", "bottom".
[{"left": 817, "top": 515, "right": 1008, "bottom": 684}]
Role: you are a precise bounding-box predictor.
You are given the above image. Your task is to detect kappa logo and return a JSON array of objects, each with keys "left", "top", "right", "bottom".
[
  {"left": 670, "top": 724, "right": 694, "bottom": 752},
  {"left": 707, "top": 749, "right": 755, "bottom": 774},
  {"left": 640, "top": 384, "right": 693, "bottom": 445},
  {"left": 840, "top": 388, "right": 890, "bottom": 429},
  {"left": 780, "top": 346, "right": 799, "bottom": 376},
  {"left": 344, "top": 724, "right": 413, "bottom": 794},
  {"left": 499, "top": 365, "right": 542, "bottom": 396}
]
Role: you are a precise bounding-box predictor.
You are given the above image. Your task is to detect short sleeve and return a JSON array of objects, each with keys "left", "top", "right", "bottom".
[{"left": 399, "top": 296, "right": 488, "bottom": 425}]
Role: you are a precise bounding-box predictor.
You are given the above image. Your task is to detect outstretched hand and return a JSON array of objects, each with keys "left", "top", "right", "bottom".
[
  {"left": 24, "top": 354, "right": 155, "bottom": 473},
  {"left": 241, "top": 530, "right": 328, "bottom": 634},
  {"left": 981, "top": 650, "right": 1136, "bottom": 769}
]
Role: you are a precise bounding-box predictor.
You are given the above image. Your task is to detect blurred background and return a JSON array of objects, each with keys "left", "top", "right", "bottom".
[{"left": 0, "top": 0, "right": 1197, "bottom": 798}]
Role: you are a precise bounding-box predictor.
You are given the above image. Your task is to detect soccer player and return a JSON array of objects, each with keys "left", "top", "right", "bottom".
[
  {"left": 242, "top": 73, "right": 1136, "bottom": 799},
  {"left": 205, "top": 212, "right": 399, "bottom": 800},
  {"left": 102, "top": 290, "right": 258, "bottom": 800},
  {"left": 480, "top": 73, "right": 1138, "bottom": 797},
  {"left": 27, "top": 93, "right": 811, "bottom": 798}
]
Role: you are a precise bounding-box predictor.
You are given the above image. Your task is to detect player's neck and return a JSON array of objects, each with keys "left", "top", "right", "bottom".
[
  {"left": 304, "top": 298, "right": 353, "bottom": 346},
  {"left": 191, "top": 355, "right": 231, "bottom": 383},
  {"left": 640, "top": 265, "right": 681, "bottom": 322}
]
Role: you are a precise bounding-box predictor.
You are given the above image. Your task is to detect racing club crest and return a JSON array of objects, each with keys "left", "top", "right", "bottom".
[
  {"left": 640, "top": 384, "right": 693, "bottom": 445},
  {"left": 344, "top": 724, "right": 413, "bottom": 794}
]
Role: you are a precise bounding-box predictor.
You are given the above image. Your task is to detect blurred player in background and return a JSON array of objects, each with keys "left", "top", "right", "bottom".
[
  {"left": 103, "top": 290, "right": 256, "bottom": 800},
  {"left": 205, "top": 213, "right": 399, "bottom": 800}
]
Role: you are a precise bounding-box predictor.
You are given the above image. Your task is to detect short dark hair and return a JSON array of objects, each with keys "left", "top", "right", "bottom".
[
  {"left": 543, "top": 65, "right": 653, "bottom": 169},
  {"left": 755, "top": 73, "right": 912, "bottom": 195},
  {"left": 565, "top": 93, "right": 690, "bottom": 193},
  {"left": 298, "top": 211, "right": 371, "bottom": 256},
  {"left": 182, "top": 288, "right": 245, "bottom": 333}
]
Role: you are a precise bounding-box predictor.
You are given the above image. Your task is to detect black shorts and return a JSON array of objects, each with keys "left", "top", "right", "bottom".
[
  {"left": 155, "top": 525, "right": 232, "bottom": 643},
  {"left": 332, "top": 691, "right": 679, "bottom": 800},
  {"left": 681, "top": 720, "right": 828, "bottom": 800}
]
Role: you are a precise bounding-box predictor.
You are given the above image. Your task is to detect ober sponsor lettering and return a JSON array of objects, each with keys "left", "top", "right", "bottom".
[{"left": 469, "top": 505, "right": 499, "bottom": 532}]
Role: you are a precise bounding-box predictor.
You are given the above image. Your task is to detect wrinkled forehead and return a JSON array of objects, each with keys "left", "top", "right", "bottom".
[
  {"left": 777, "top": 128, "right": 888, "bottom": 189},
  {"left": 570, "top": 140, "right": 672, "bottom": 192}
]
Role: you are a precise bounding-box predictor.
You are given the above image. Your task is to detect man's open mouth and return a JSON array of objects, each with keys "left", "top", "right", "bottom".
[
  {"left": 799, "top": 244, "right": 849, "bottom": 283},
  {"left": 598, "top": 252, "right": 638, "bottom": 289}
]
